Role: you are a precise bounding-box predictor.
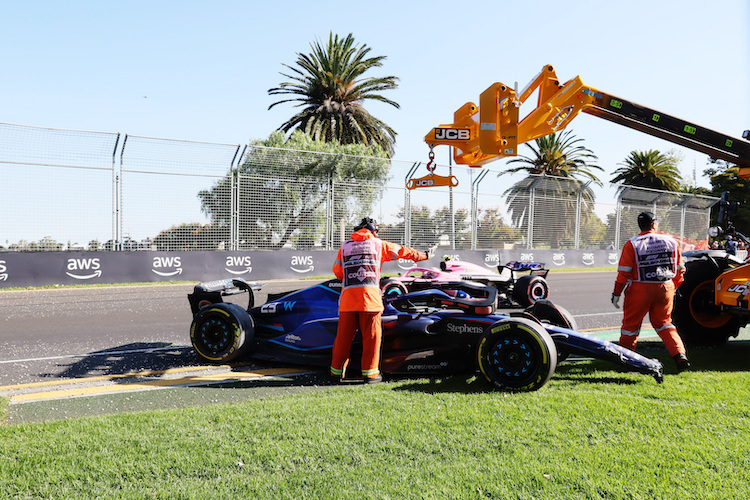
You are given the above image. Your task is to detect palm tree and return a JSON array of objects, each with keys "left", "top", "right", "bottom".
[
  {"left": 268, "top": 32, "right": 400, "bottom": 157},
  {"left": 611, "top": 150, "right": 683, "bottom": 191},
  {"left": 504, "top": 129, "right": 602, "bottom": 181},
  {"left": 501, "top": 130, "right": 604, "bottom": 248}
]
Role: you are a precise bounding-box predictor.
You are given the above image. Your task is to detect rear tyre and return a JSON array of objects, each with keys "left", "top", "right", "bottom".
[
  {"left": 525, "top": 299, "right": 577, "bottom": 362},
  {"left": 477, "top": 318, "right": 557, "bottom": 392},
  {"left": 190, "top": 303, "right": 254, "bottom": 362},
  {"left": 381, "top": 279, "right": 409, "bottom": 300},
  {"left": 512, "top": 275, "right": 549, "bottom": 307},
  {"left": 673, "top": 260, "right": 739, "bottom": 346}
]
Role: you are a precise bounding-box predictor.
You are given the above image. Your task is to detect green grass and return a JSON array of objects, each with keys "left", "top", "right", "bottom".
[{"left": 2, "top": 343, "right": 750, "bottom": 499}]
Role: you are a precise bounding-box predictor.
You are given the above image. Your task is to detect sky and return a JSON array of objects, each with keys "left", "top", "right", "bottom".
[
  {"left": 1, "top": 0, "right": 748, "bottom": 185},
  {"left": 0, "top": 0, "right": 749, "bottom": 247}
]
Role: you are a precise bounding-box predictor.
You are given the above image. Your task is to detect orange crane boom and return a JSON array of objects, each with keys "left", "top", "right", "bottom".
[{"left": 425, "top": 64, "right": 750, "bottom": 176}]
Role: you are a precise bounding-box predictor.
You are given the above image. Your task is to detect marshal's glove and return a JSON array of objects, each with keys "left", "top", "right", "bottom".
[
  {"left": 611, "top": 294, "right": 620, "bottom": 309},
  {"left": 424, "top": 244, "right": 438, "bottom": 260}
]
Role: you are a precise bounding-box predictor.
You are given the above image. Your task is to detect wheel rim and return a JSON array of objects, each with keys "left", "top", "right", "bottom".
[
  {"left": 529, "top": 282, "right": 547, "bottom": 301},
  {"left": 689, "top": 281, "right": 733, "bottom": 329},
  {"left": 196, "top": 317, "right": 234, "bottom": 355},
  {"left": 488, "top": 335, "right": 536, "bottom": 380}
]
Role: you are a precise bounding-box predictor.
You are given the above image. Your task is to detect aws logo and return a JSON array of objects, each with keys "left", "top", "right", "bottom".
[
  {"left": 66, "top": 258, "right": 102, "bottom": 280},
  {"left": 582, "top": 253, "right": 595, "bottom": 266},
  {"left": 225, "top": 255, "right": 252, "bottom": 275},
  {"left": 152, "top": 256, "right": 182, "bottom": 277},
  {"left": 397, "top": 257, "right": 417, "bottom": 270},
  {"left": 607, "top": 252, "right": 619, "bottom": 265},
  {"left": 290, "top": 255, "right": 314, "bottom": 274},
  {"left": 484, "top": 253, "right": 500, "bottom": 268},
  {"left": 520, "top": 253, "right": 534, "bottom": 262},
  {"left": 0, "top": 260, "right": 7, "bottom": 281},
  {"left": 552, "top": 253, "right": 566, "bottom": 266}
]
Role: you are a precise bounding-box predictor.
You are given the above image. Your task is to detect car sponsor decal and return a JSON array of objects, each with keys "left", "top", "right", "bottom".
[{"left": 445, "top": 321, "right": 486, "bottom": 335}]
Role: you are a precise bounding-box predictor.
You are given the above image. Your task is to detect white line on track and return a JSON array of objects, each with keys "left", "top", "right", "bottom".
[{"left": 0, "top": 345, "right": 192, "bottom": 365}]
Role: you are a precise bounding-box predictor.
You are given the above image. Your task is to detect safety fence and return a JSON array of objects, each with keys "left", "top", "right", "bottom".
[{"left": 1, "top": 122, "right": 719, "bottom": 254}]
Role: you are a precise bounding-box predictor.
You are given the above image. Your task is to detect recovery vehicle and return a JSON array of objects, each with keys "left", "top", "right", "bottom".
[{"left": 424, "top": 64, "right": 750, "bottom": 345}]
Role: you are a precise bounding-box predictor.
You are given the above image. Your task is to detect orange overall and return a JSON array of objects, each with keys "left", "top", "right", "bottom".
[
  {"left": 613, "top": 230, "right": 687, "bottom": 357},
  {"left": 330, "top": 229, "right": 426, "bottom": 379}
]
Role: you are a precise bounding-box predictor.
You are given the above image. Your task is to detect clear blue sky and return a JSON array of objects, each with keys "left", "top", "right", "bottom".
[{"left": 1, "top": 0, "right": 749, "bottom": 186}]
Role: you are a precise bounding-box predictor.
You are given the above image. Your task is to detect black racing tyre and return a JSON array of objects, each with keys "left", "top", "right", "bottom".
[
  {"left": 512, "top": 275, "right": 549, "bottom": 307},
  {"left": 381, "top": 279, "right": 409, "bottom": 300},
  {"left": 673, "top": 260, "right": 739, "bottom": 346},
  {"left": 477, "top": 317, "right": 557, "bottom": 392},
  {"left": 525, "top": 299, "right": 577, "bottom": 363},
  {"left": 190, "top": 303, "right": 255, "bottom": 362}
]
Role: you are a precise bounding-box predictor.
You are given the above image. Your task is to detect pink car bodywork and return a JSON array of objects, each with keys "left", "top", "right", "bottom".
[{"left": 382, "top": 259, "right": 550, "bottom": 308}]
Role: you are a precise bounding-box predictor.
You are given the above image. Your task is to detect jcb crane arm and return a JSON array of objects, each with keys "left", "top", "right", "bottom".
[{"left": 425, "top": 64, "right": 750, "bottom": 176}]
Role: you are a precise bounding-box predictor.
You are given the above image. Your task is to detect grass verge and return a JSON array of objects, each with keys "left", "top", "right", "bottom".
[{"left": 1, "top": 344, "right": 749, "bottom": 499}]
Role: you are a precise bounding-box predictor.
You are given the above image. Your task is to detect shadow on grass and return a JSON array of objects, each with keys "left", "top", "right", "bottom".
[{"left": 628, "top": 338, "right": 750, "bottom": 374}]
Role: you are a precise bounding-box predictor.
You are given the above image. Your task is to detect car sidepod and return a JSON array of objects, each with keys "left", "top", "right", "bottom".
[{"left": 380, "top": 311, "right": 494, "bottom": 376}]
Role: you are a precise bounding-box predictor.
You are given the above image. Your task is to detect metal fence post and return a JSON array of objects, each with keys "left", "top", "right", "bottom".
[
  {"left": 116, "top": 134, "right": 129, "bottom": 251},
  {"left": 111, "top": 133, "right": 121, "bottom": 252},
  {"left": 404, "top": 162, "right": 420, "bottom": 247},
  {"left": 471, "top": 169, "right": 489, "bottom": 250},
  {"left": 574, "top": 180, "right": 592, "bottom": 249}
]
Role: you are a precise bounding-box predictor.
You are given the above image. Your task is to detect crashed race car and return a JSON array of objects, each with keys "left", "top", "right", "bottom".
[
  {"left": 187, "top": 278, "right": 663, "bottom": 392},
  {"left": 381, "top": 258, "right": 550, "bottom": 307}
]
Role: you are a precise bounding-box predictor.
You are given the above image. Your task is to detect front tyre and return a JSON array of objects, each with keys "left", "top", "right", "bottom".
[
  {"left": 190, "top": 303, "right": 254, "bottom": 362},
  {"left": 477, "top": 318, "right": 557, "bottom": 392},
  {"left": 512, "top": 275, "right": 549, "bottom": 307},
  {"left": 673, "top": 260, "right": 739, "bottom": 346}
]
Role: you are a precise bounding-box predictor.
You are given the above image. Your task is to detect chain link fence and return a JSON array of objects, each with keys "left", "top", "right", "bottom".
[{"left": 0, "top": 122, "right": 718, "bottom": 253}]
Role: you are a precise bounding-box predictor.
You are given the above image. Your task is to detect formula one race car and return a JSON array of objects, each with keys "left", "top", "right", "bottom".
[
  {"left": 187, "top": 278, "right": 663, "bottom": 392},
  {"left": 380, "top": 258, "right": 550, "bottom": 308}
]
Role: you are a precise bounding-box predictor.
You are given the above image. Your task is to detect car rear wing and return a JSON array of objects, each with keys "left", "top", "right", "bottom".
[
  {"left": 188, "top": 278, "right": 265, "bottom": 315},
  {"left": 501, "top": 261, "right": 549, "bottom": 279}
]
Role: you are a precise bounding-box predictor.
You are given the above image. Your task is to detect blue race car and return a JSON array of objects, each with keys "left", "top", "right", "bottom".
[{"left": 188, "top": 278, "right": 663, "bottom": 392}]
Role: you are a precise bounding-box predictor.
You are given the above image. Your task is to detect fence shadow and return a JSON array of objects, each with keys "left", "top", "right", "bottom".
[{"left": 39, "top": 342, "right": 199, "bottom": 380}]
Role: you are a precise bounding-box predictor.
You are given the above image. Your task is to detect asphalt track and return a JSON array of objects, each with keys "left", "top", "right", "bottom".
[{"left": 0, "top": 272, "right": 650, "bottom": 423}]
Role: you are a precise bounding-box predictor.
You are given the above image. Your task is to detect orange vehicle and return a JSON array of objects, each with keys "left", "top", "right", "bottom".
[{"left": 424, "top": 64, "right": 750, "bottom": 345}]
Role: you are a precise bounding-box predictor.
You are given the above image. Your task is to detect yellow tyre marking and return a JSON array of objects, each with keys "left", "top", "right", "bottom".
[{"left": 3, "top": 366, "right": 310, "bottom": 403}]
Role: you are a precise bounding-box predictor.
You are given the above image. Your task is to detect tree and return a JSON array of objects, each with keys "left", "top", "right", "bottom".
[
  {"left": 475, "top": 208, "right": 521, "bottom": 249},
  {"left": 380, "top": 205, "right": 470, "bottom": 250},
  {"left": 153, "top": 223, "right": 221, "bottom": 251},
  {"left": 501, "top": 130, "right": 603, "bottom": 248},
  {"left": 268, "top": 32, "right": 400, "bottom": 157},
  {"left": 198, "top": 131, "right": 390, "bottom": 250},
  {"left": 611, "top": 149, "right": 683, "bottom": 191},
  {"left": 504, "top": 129, "right": 602, "bottom": 181},
  {"left": 704, "top": 158, "right": 750, "bottom": 230}
]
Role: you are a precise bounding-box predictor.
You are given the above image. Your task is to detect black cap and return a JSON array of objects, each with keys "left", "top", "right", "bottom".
[{"left": 637, "top": 211, "right": 657, "bottom": 230}]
